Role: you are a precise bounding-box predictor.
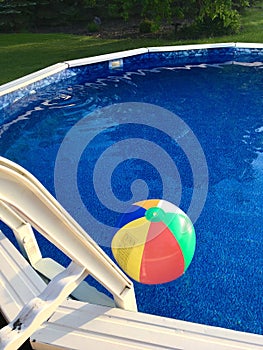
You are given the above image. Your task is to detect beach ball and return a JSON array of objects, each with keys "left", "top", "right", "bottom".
[{"left": 111, "top": 199, "right": 196, "bottom": 284}]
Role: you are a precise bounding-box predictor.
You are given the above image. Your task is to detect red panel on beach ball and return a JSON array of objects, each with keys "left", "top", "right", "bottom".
[{"left": 140, "top": 221, "right": 185, "bottom": 284}]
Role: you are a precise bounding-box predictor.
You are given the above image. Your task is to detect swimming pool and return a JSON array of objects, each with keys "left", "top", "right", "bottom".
[{"left": 0, "top": 43, "right": 262, "bottom": 335}]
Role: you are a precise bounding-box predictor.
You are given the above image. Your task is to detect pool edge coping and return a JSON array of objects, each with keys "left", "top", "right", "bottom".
[
  {"left": 0, "top": 62, "right": 69, "bottom": 97},
  {"left": 0, "top": 42, "right": 263, "bottom": 98}
]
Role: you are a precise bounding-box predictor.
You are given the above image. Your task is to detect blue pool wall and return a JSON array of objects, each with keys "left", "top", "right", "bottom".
[{"left": 0, "top": 43, "right": 263, "bottom": 124}]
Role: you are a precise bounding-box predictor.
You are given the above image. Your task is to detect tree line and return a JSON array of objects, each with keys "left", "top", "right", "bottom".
[{"left": 0, "top": 0, "right": 258, "bottom": 36}]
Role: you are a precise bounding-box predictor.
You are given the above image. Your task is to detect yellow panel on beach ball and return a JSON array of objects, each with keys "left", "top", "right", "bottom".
[{"left": 111, "top": 217, "right": 150, "bottom": 281}]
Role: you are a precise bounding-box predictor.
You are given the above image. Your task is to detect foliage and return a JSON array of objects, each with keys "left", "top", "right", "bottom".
[
  {"left": 108, "top": 0, "right": 141, "bottom": 21},
  {"left": 106, "top": 0, "right": 251, "bottom": 36},
  {"left": 194, "top": 0, "right": 243, "bottom": 36},
  {"left": 141, "top": 0, "right": 173, "bottom": 24},
  {"left": 0, "top": 0, "right": 98, "bottom": 31},
  {"left": 87, "top": 21, "right": 100, "bottom": 33},
  {"left": 0, "top": 0, "right": 256, "bottom": 36},
  {"left": 139, "top": 19, "right": 159, "bottom": 33},
  {"left": 0, "top": 0, "right": 37, "bottom": 31}
]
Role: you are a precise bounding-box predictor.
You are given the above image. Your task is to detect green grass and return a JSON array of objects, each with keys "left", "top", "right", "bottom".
[
  {"left": 240, "top": 2, "right": 263, "bottom": 33},
  {"left": 0, "top": 2, "right": 262, "bottom": 85}
]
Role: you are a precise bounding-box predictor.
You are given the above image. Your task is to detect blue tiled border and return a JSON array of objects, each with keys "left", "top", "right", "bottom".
[
  {"left": 146, "top": 47, "right": 235, "bottom": 68},
  {"left": 234, "top": 46, "right": 263, "bottom": 62},
  {"left": 0, "top": 67, "right": 76, "bottom": 124},
  {"left": 0, "top": 43, "right": 262, "bottom": 124}
]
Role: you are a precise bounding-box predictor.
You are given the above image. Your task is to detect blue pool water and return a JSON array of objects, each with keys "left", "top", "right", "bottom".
[{"left": 1, "top": 62, "right": 263, "bottom": 334}]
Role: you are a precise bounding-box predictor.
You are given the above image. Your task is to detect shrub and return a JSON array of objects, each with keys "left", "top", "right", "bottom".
[
  {"left": 193, "top": 1, "right": 242, "bottom": 37},
  {"left": 87, "top": 22, "right": 100, "bottom": 32},
  {"left": 0, "top": 1, "right": 36, "bottom": 32},
  {"left": 139, "top": 19, "right": 159, "bottom": 33}
]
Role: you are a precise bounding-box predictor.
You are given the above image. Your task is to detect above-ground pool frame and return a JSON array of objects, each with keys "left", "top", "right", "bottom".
[{"left": 0, "top": 42, "right": 263, "bottom": 123}]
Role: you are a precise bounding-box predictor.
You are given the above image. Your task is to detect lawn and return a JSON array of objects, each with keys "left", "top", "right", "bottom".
[{"left": 0, "top": 2, "right": 262, "bottom": 85}]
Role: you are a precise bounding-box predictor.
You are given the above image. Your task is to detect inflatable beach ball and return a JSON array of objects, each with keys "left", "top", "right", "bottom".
[{"left": 111, "top": 199, "right": 196, "bottom": 284}]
